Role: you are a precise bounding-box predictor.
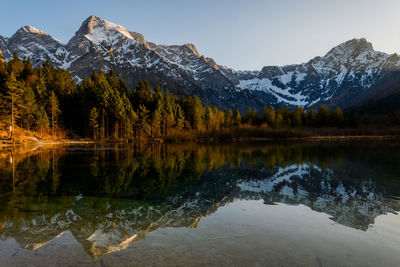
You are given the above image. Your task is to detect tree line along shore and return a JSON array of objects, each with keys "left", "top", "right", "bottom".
[{"left": 0, "top": 53, "right": 399, "bottom": 144}]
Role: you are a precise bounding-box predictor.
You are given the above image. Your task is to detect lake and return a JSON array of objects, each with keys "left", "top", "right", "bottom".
[{"left": 0, "top": 141, "right": 399, "bottom": 266}]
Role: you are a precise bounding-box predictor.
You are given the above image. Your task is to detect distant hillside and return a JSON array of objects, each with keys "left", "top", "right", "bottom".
[{"left": 347, "top": 90, "right": 400, "bottom": 115}]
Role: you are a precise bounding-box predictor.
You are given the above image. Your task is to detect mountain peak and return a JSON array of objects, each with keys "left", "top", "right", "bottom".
[
  {"left": 72, "top": 15, "right": 135, "bottom": 45},
  {"left": 81, "top": 15, "right": 106, "bottom": 30},
  {"left": 341, "top": 38, "right": 373, "bottom": 50},
  {"left": 185, "top": 43, "right": 200, "bottom": 56},
  {"left": 86, "top": 15, "right": 101, "bottom": 21},
  {"left": 16, "top": 25, "right": 49, "bottom": 36},
  {"left": 325, "top": 38, "right": 374, "bottom": 58}
]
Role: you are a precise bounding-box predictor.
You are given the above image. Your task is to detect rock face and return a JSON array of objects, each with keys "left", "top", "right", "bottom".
[
  {"left": 0, "top": 45, "right": 4, "bottom": 63},
  {"left": 0, "top": 36, "right": 9, "bottom": 61},
  {"left": 5, "top": 26, "right": 63, "bottom": 66},
  {"left": 1, "top": 15, "right": 400, "bottom": 110}
]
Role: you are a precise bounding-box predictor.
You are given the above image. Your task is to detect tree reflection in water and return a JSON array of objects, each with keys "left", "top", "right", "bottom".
[{"left": 0, "top": 142, "right": 399, "bottom": 258}]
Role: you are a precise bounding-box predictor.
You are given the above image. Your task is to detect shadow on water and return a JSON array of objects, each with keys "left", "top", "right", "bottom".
[{"left": 0, "top": 141, "right": 399, "bottom": 258}]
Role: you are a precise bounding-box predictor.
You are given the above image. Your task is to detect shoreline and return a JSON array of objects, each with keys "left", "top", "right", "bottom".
[
  {"left": 0, "top": 139, "right": 95, "bottom": 148},
  {"left": 1, "top": 135, "right": 399, "bottom": 148}
]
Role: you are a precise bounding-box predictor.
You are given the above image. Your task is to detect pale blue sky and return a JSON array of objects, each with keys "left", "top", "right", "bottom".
[{"left": 1, "top": 0, "right": 400, "bottom": 70}]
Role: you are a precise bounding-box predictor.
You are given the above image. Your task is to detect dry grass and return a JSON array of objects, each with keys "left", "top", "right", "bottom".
[{"left": 0, "top": 121, "right": 68, "bottom": 146}]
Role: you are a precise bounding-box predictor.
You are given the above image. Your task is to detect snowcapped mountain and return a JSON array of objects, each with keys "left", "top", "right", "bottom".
[
  {"left": 1, "top": 15, "right": 400, "bottom": 110},
  {"left": 236, "top": 38, "right": 400, "bottom": 108},
  {"left": 0, "top": 16, "right": 247, "bottom": 109},
  {"left": 4, "top": 25, "right": 64, "bottom": 66},
  {"left": 0, "top": 36, "right": 9, "bottom": 60}
]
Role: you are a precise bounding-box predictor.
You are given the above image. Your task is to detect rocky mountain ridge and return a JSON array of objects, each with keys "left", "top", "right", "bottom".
[{"left": 1, "top": 15, "right": 400, "bottom": 110}]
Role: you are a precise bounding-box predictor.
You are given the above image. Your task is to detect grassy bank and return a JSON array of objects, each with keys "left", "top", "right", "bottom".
[{"left": 0, "top": 122, "right": 93, "bottom": 147}]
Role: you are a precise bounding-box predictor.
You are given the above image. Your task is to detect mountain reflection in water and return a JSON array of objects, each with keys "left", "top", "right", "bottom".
[{"left": 0, "top": 142, "right": 399, "bottom": 259}]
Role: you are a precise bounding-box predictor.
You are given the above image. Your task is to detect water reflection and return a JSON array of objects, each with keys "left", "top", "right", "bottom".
[{"left": 0, "top": 142, "right": 399, "bottom": 258}]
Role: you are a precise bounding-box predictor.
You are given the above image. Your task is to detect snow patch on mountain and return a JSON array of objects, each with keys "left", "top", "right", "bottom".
[
  {"left": 335, "top": 65, "right": 347, "bottom": 85},
  {"left": 238, "top": 77, "right": 309, "bottom": 106},
  {"left": 238, "top": 164, "right": 310, "bottom": 196},
  {"left": 279, "top": 71, "right": 294, "bottom": 85},
  {"left": 83, "top": 18, "right": 135, "bottom": 46},
  {"left": 295, "top": 72, "right": 307, "bottom": 84}
]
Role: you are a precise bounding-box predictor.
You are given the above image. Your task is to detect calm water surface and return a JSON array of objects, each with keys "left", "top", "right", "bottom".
[{"left": 0, "top": 142, "right": 399, "bottom": 266}]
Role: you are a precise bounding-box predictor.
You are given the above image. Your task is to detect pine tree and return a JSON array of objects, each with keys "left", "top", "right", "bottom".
[
  {"left": 292, "top": 107, "right": 303, "bottom": 128},
  {"left": 213, "top": 106, "right": 224, "bottom": 131},
  {"left": 107, "top": 70, "right": 120, "bottom": 92},
  {"left": 121, "top": 94, "right": 134, "bottom": 139},
  {"left": 5, "top": 72, "right": 22, "bottom": 142},
  {"left": 138, "top": 105, "right": 151, "bottom": 140},
  {"left": 131, "top": 80, "right": 153, "bottom": 110},
  {"left": 192, "top": 96, "right": 205, "bottom": 132},
  {"left": 22, "top": 57, "right": 36, "bottom": 85},
  {"left": 150, "top": 85, "right": 164, "bottom": 137},
  {"left": 8, "top": 53, "right": 24, "bottom": 75},
  {"left": 262, "top": 106, "right": 276, "bottom": 127},
  {"left": 332, "top": 107, "right": 344, "bottom": 127},
  {"left": 34, "top": 74, "right": 48, "bottom": 107},
  {"left": 275, "top": 113, "right": 284, "bottom": 128},
  {"left": 21, "top": 85, "right": 38, "bottom": 132},
  {"left": 233, "top": 108, "right": 241, "bottom": 127},
  {"left": 243, "top": 107, "right": 253, "bottom": 125},
  {"left": 99, "top": 84, "right": 111, "bottom": 139},
  {"left": 306, "top": 107, "right": 316, "bottom": 127},
  {"left": 153, "top": 85, "right": 163, "bottom": 107},
  {"left": 163, "top": 92, "right": 175, "bottom": 136},
  {"left": 49, "top": 91, "right": 61, "bottom": 136},
  {"left": 205, "top": 107, "right": 214, "bottom": 131},
  {"left": 131, "top": 109, "right": 139, "bottom": 138},
  {"left": 36, "top": 106, "right": 49, "bottom": 135},
  {"left": 152, "top": 100, "right": 163, "bottom": 138},
  {"left": 175, "top": 105, "right": 185, "bottom": 129},
  {"left": 317, "top": 104, "right": 331, "bottom": 127},
  {"left": 224, "top": 109, "right": 233, "bottom": 128},
  {"left": 109, "top": 89, "right": 125, "bottom": 139},
  {"left": 89, "top": 107, "right": 99, "bottom": 140}
]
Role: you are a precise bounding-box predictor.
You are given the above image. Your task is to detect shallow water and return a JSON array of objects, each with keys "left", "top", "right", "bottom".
[{"left": 0, "top": 142, "right": 399, "bottom": 266}]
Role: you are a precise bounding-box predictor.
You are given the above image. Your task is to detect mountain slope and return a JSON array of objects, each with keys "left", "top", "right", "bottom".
[
  {"left": 1, "top": 16, "right": 400, "bottom": 111},
  {"left": 5, "top": 26, "right": 63, "bottom": 66},
  {"left": 235, "top": 38, "right": 400, "bottom": 108},
  {"left": 347, "top": 90, "right": 400, "bottom": 115}
]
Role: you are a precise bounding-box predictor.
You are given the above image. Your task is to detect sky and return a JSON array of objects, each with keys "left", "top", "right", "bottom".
[{"left": 1, "top": 0, "right": 400, "bottom": 70}]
